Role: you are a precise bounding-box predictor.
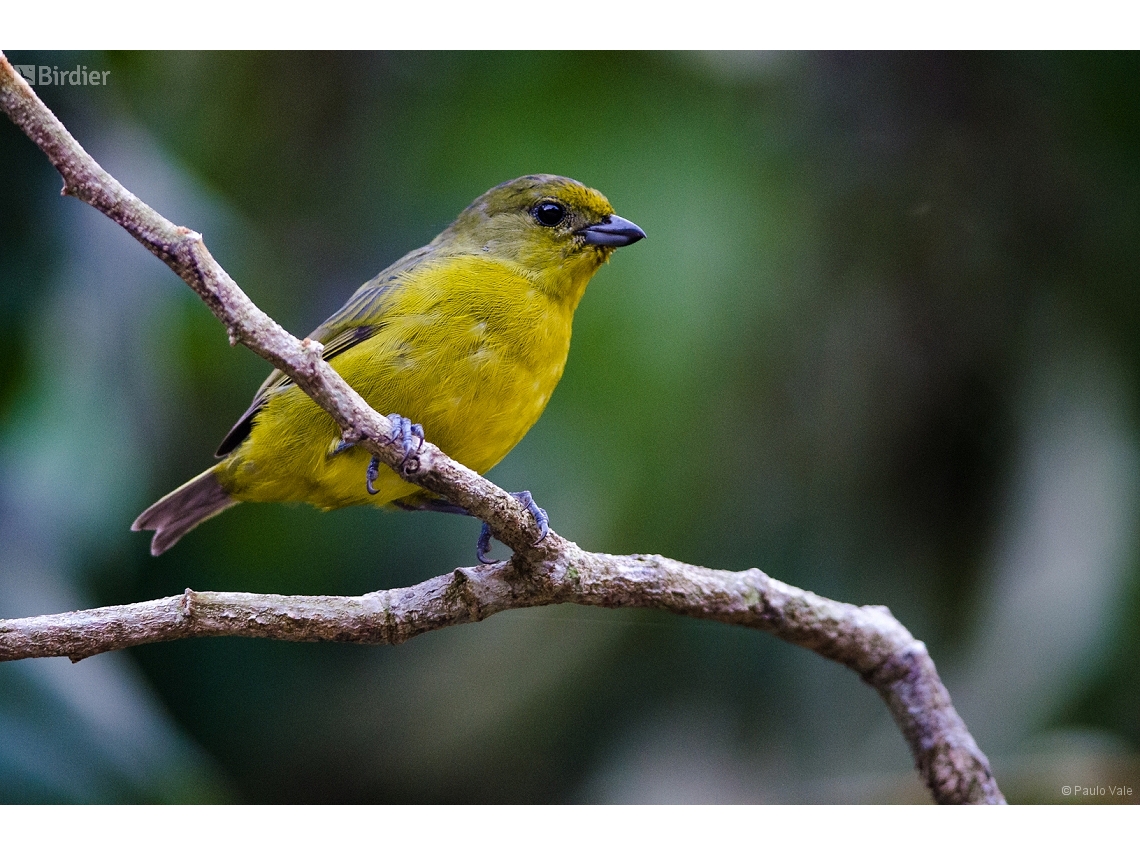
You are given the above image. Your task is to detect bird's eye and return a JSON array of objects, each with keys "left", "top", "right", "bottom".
[{"left": 532, "top": 201, "right": 567, "bottom": 227}]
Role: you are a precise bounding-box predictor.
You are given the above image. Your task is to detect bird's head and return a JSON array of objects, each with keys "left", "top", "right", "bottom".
[{"left": 435, "top": 174, "right": 645, "bottom": 306}]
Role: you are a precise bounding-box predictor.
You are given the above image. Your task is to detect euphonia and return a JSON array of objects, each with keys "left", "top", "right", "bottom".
[{"left": 133, "top": 174, "right": 645, "bottom": 557}]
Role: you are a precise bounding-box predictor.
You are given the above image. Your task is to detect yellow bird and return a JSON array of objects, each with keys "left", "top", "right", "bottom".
[{"left": 133, "top": 174, "right": 645, "bottom": 557}]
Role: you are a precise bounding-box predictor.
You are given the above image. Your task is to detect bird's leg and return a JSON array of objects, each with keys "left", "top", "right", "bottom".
[{"left": 395, "top": 490, "right": 549, "bottom": 564}]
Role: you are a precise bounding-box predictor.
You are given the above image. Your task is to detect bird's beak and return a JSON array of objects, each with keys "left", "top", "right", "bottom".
[{"left": 577, "top": 214, "right": 646, "bottom": 247}]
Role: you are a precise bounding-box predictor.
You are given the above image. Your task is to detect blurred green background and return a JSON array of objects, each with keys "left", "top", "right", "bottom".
[{"left": 1, "top": 51, "right": 1139, "bottom": 803}]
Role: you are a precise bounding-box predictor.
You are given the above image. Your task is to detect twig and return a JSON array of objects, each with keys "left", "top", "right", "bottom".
[{"left": 0, "top": 52, "right": 1005, "bottom": 804}]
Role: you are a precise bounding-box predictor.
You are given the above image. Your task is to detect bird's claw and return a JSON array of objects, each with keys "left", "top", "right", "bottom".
[
  {"left": 365, "top": 454, "right": 381, "bottom": 495},
  {"left": 386, "top": 413, "right": 425, "bottom": 468},
  {"left": 477, "top": 522, "right": 494, "bottom": 564},
  {"left": 477, "top": 490, "right": 549, "bottom": 564}
]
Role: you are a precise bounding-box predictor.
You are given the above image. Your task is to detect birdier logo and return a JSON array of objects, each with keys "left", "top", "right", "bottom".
[{"left": 14, "top": 64, "right": 110, "bottom": 86}]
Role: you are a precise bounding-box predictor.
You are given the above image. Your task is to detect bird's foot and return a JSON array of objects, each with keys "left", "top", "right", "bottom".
[
  {"left": 333, "top": 414, "right": 424, "bottom": 495},
  {"left": 477, "top": 490, "right": 549, "bottom": 564}
]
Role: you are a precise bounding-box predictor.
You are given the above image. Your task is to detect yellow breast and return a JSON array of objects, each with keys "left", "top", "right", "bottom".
[{"left": 217, "top": 255, "right": 578, "bottom": 510}]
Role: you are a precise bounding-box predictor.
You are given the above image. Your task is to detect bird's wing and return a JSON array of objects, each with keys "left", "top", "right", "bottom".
[{"left": 215, "top": 248, "right": 432, "bottom": 457}]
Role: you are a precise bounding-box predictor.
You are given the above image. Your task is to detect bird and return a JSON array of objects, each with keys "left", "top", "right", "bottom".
[{"left": 132, "top": 174, "right": 645, "bottom": 557}]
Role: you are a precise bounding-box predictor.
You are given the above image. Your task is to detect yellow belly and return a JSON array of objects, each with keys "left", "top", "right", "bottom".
[{"left": 215, "top": 257, "right": 575, "bottom": 510}]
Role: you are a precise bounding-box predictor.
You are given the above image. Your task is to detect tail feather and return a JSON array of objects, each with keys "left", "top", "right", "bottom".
[{"left": 132, "top": 468, "right": 238, "bottom": 556}]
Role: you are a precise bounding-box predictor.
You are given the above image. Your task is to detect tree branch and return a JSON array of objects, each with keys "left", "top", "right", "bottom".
[{"left": 0, "top": 52, "right": 1005, "bottom": 805}]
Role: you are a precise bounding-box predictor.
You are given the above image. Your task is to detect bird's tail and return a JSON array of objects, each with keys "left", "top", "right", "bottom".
[{"left": 132, "top": 467, "right": 238, "bottom": 556}]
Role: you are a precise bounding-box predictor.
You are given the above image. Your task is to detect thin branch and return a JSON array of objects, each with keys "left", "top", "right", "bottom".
[{"left": 0, "top": 53, "right": 1005, "bottom": 805}]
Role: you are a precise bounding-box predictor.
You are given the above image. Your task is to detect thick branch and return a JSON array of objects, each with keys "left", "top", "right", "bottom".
[
  {"left": 0, "top": 53, "right": 1005, "bottom": 805},
  {"left": 0, "top": 546, "right": 1002, "bottom": 803}
]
